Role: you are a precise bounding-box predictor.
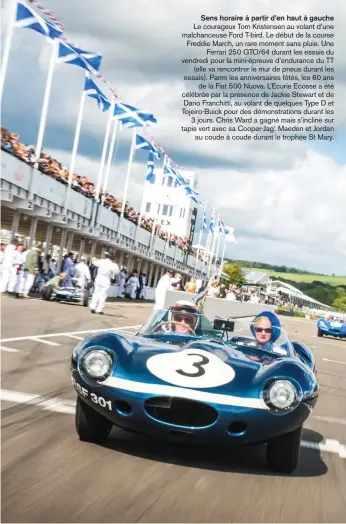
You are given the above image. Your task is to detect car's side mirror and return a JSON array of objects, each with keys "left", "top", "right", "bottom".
[{"left": 213, "top": 317, "right": 235, "bottom": 332}]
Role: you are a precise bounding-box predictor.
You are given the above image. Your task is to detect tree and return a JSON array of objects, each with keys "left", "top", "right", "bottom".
[
  {"left": 332, "top": 296, "right": 346, "bottom": 313},
  {"left": 223, "top": 263, "right": 244, "bottom": 285}
]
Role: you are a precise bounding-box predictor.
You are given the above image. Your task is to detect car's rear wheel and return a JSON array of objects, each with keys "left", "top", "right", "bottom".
[
  {"left": 42, "top": 285, "right": 53, "bottom": 300},
  {"left": 266, "top": 426, "right": 302, "bottom": 473},
  {"left": 317, "top": 328, "right": 323, "bottom": 337},
  {"left": 75, "top": 397, "right": 112, "bottom": 443}
]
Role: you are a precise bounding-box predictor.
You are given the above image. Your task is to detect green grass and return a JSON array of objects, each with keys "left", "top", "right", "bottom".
[{"left": 249, "top": 268, "right": 346, "bottom": 286}]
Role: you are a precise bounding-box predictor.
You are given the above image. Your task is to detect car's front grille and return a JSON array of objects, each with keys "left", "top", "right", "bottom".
[{"left": 144, "top": 396, "right": 218, "bottom": 428}]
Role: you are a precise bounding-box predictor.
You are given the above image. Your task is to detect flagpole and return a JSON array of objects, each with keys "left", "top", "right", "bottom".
[
  {"left": 208, "top": 212, "right": 219, "bottom": 277},
  {"left": 134, "top": 151, "right": 149, "bottom": 244},
  {"left": 203, "top": 207, "right": 214, "bottom": 271},
  {"left": 215, "top": 230, "right": 222, "bottom": 275},
  {"left": 102, "top": 119, "right": 119, "bottom": 197},
  {"left": 94, "top": 98, "right": 116, "bottom": 204},
  {"left": 194, "top": 200, "right": 207, "bottom": 270},
  {"left": 150, "top": 155, "right": 166, "bottom": 250},
  {"left": 120, "top": 130, "right": 136, "bottom": 219},
  {"left": 0, "top": 0, "right": 17, "bottom": 103},
  {"left": 34, "top": 39, "right": 57, "bottom": 167},
  {"left": 218, "top": 235, "right": 227, "bottom": 281},
  {"left": 63, "top": 82, "right": 87, "bottom": 214}
]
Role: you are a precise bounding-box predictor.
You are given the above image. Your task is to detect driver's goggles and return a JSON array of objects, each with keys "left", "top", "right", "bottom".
[
  {"left": 254, "top": 327, "right": 272, "bottom": 334},
  {"left": 173, "top": 314, "right": 196, "bottom": 326}
]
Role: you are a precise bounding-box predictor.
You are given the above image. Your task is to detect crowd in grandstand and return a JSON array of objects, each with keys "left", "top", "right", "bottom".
[{"left": 1, "top": 127, "right": 199, "bottom": 258}]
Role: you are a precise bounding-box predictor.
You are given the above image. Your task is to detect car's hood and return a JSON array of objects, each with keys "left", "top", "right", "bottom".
[{"left": 79, "top": 332, "right": 306, "bottom": 401}]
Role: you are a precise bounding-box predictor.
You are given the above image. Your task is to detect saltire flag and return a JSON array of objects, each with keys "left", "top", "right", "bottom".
[
  {"left": 184, "top": 184, "right": 199, "bottom": 197},
  {"left": 146, "top": 152, "right": 156, "bottom": 183},
  {"left": 163, "top": 162, "right": 188, "bottom": 186},
  {"left": 202, "top": 212, "right": 208, "bottom": 230},
  {"left": 135, "top": 134, "right": 160, "bottom": 159},
  {"left": 113, "top": 103, "right": 157, "bottom": 128},
  {"left": 84, "top": 74, "right": 110, "bottom": 112},
  {"left": 58, "top": 41, "right": 102, "bottom": 75},
  {"left": 218, "top": 219, "right": 226, "bottom": 234},
  {"left": 209, "top": 216, "right": 215, "bottom": 233},
  {"left": 187, "top": 193, "right": 202, "bottom": 207},
  {"left": 14, "top": 1, "right": 63, "bottom": 41}
]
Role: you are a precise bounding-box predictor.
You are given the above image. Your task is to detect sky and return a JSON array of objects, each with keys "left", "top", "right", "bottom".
[{"left": 1, "top": 0, "right": 345, "bottom": 275}]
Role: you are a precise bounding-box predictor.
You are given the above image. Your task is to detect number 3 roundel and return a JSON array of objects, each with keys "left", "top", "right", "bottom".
[{"left": 146, "top": 349, "right": 235, "bottom": 388}]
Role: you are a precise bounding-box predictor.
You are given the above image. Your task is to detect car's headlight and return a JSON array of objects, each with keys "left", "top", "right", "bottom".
[
  {"left": 81, "top": 350, "right": 113, "bottom": 379},
  {"left": 319, "top": 321, "right": 327, "bottom": 328},
  {"left": 264, "top": 380, "right": 297, "bottom": 411}
]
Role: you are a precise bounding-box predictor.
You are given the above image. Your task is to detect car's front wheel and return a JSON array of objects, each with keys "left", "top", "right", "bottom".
[
  {"left": 266, "top": 426, "right": 302, "bottom": 473},
  {"left": 317, "top": 328, "right": 323, "bottom": 337},
  {"left": 75, "top": 397, "right": 113, "bottom": 443}
]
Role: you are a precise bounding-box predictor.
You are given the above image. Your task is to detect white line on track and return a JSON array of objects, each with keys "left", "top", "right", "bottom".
[
  {"left": 0, "top": 324, "right": 141, "bottom": 344},
  {"left": 312, "top": 337, "right": 346, "bottom": 346},
  {"left": 312, "top": 415, "right": 346, "bottom": 426},
  {"left": 65, "top": 335, "right": 84, "bottom": 341},
  {"left": 28, "top": 337, "right": 61, "bottom": 346},
  {"left": 323, "top": 358, "right": 346, "bottom": 365},
  {"left": 0, "top": 345, "right": 19, "bottom": 353},
  {"left": 1, "top": 388, "right": 346, "bottom": 459}
]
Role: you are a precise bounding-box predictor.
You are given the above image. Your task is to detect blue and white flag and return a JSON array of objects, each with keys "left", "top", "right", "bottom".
[
  {"left": 146, "top": 152, "right": 156, "bottom": 183},
  {"left": 113, "top": 103, "right": 157, "bottom": 128},
  {"left": 187, "top": 193, "right": 202, "bottom": 207},
  {"left": 84, "top": 74, "right": 110, "bottom": 112},
  {"left": 14, "top": 1, "right": 63, "bottom": 41},
  {"left": 163, "top": 162, "right": 188, "bottom": 186},
  {"left": 135, "top": 134, "right": 160, "bottom": 159},
  {"left": 218, "top": 219, "right": 226, "bottom": 235},
  {"left": 209, "top": 216, "right": 215, "bottom": 233},
  {"left": 202, "top": 212, "right": 208, "bottom": 230},
  {"left": 58, "top": 41, "right": 102, "bottom": 75},
  {"left": 184, "top": 184, "right": 199, "bottom": 197}
]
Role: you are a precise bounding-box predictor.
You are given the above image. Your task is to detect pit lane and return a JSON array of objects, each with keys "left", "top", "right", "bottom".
[{"left": 1, "top": 297, "right": 345, "bottom": 522}]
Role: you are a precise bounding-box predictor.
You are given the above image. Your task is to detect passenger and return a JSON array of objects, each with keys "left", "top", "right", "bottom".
[{"left": 250, "top": 311, "right": 282, "bottom": 351}]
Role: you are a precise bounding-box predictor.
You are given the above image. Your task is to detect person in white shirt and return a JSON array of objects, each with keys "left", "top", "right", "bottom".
[
  {"left": 139, "top": 273, "right": 147, "bottom": 299},
  {"left": 0, "top": 239, "right": 18, "bottom": 293},
  {"left": 154, "top": 269, "right": 174, "bottom": 310},
  {"left": 126, "top": 270, "right": 139, "bottom": 299},
  {"left": 117, "top": 268, "right": 126, "bottom": 297},
  {"left": 7, "top": 244, "right": 24, "bottom": 294},
  {"left": 89, "top": 252, "right": 119, "bottom": 314},
  {"left": 74, "top": 256, "right": 91, "bottom": 288},
  {"left": 14, "top": 247, "right": 28, "bottom": 296},
  {"left": 226, "top": 290, "right": 237, "bottom": 301}
]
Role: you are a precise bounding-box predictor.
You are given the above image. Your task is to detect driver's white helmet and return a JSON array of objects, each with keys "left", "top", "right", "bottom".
[{"left": 168, "top": 300, "right": 199, "bottom": 330}]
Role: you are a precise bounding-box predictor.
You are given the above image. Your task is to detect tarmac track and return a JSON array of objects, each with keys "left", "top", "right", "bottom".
[{"left": 1, "top": 296, "right": 346, "bottom": 523}]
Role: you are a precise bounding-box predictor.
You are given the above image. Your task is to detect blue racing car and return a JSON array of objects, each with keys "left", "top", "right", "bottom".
[
  {"left": 71, "top": 303, "right": 319, "bottom": 473},
  {"left": 317, "top": 316, "right": 346, "bottom": 339}
]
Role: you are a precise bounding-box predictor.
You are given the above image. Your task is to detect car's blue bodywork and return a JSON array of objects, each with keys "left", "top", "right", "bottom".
[
  {"left": 71, "top": 313, "right": 319, "bottom": 446},
  {"left": 317, "top": 318, "right": 346, "bottom": 339}
]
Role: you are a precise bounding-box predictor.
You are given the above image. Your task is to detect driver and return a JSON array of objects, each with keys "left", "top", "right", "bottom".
[
  {"left": 250, "top": 311, "right": 282, "bottom": 351},
  {"left": 168, "top": 301, "right": 199, "bottom": 334}
]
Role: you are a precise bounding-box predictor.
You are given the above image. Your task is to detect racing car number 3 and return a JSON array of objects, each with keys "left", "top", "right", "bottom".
[{"left": 146, "top": 349, "right": 235, "bottom": 388}]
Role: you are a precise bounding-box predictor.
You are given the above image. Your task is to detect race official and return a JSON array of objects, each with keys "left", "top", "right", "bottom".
[
  {"left": 7, "top": 243, "right": 24, "bottom": 294},
  {"left": 0, "top": 238, "right": 18, "bottom": 293},
  {"left": 74, "top": 256, "right": 91, "bottom": 288},
  {"left": 89, "top": 253, "right": 119, "bottom": 314}
]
